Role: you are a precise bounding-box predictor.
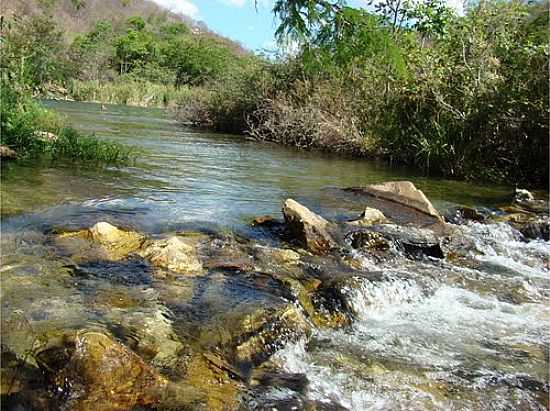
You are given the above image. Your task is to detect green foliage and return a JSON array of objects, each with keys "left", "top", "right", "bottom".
[
  {"left": 0, "top": 77, "right": 134, "bottom": 163},
  {"left": 262, "top": 0, "right": 548, "bottom": 187},
  {"left": 2, "top": 15, "right": 73, "bottom": 90}
]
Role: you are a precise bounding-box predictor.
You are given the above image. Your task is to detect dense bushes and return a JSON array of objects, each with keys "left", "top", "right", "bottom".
[{"left": 184, "top": 0, "right": 548, "bottom": 187}]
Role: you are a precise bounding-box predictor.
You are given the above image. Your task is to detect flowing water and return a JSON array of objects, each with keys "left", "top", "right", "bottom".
[{"left": 1, "top": 101, "right": 548, "bottom": 410}]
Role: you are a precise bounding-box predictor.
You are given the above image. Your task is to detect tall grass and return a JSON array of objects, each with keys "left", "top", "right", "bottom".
[
  {"left": 68, "top": 79, "right": 193, "bottom": 108},
  {"left": 1, "top": 84, "right": 134, "bottom": 164}
]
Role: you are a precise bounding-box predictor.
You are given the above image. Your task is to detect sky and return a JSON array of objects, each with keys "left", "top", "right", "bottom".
[
  {"left": 150, "top": 0, "right": 278, "bottom": 51},
  {"left": 150, "top": 0, "right": 464, "bottom": 51}
]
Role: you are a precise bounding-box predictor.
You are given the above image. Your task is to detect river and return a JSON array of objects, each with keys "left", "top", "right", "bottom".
[{"left": 1, "top": 101, "right": 548, "bottom": 410}]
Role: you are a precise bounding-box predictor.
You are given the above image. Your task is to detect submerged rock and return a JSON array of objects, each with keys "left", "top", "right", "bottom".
[
  {"left": 348, "top": 207, "right": 388, "bottom": 226},
  {"left": 139, "top": 235, "right": 204, "bottom": 275},
  {"left": 184, "top": 352, "right": 244, "bottom": 411},
  {"left": 36, "top": 331, "right": 168, "bottom": 411},
  {"left": 55, "top": 221, "right": 145, "bottom": 262},
  {"left": 363, "top": 181, "right": 442, "bottom": 221},
  {"left": 282, "top": 199, "right": 336, "bottom": 254}
]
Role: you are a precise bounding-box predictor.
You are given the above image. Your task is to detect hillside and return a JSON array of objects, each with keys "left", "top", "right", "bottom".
[{"left": 2, "top": 0, "right": 247, "bottom": 54}]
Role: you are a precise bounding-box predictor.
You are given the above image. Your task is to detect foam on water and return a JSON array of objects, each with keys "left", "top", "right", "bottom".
[{"left": 273, "top": 222, "right": 550, "bottom": 410}]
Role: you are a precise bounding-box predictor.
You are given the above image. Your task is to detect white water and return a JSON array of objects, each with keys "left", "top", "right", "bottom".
[{"left": 272, "top": 222, "right": 550, "bottom": 410}]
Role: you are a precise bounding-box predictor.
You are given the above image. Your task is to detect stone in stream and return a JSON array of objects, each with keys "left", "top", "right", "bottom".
[
  {"left": 348, "top": 206, "right": 389, "bottom": 226},
  {"left": 200, "top": 235, "right": 255, "bottom": 272},
  {"left": 514, "top": 188, "right": 535, "bottom": 203},
  {"left": 345, "top": 223, "right": 446, "bottom": 260},
  {"left": 443, "top": 206, "right": 488, "bottom": 224},
  {"left": 55, "top": 221, "right": 145, "bottom": 262},
  {"left": 362, "top": 181, "right": 443, "bottom": 221},
  {"left": 371, "top": 224, "right": 445, "bottom": 259},
  {"left": 139, "top": 235, "right": 205, "bottom": 276},
  {"left": 35, "top": 331, "right": 170, "bottom": 411},
  {"left": 282, "top": 199, "right": 337, "bottom": 255}
]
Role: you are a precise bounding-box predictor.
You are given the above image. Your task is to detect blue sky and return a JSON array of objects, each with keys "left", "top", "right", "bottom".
[
  {"left": 150, "top": 0, "right": 463, "bottom": 51},
  {"left": 150, "top": 0, "right": 278, "bottom": 51}
]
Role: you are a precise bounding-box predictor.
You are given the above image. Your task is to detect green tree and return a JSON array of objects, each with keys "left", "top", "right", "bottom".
[
  {"left": 1, "top": 15, "right": 72, "bottom": 90},
  {"left": 71, "top": 21, "right": 115, "bottom": 81}
]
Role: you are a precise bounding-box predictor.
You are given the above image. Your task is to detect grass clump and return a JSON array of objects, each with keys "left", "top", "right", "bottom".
[{"left": 1, "top": 82, "right": 134, "bottom": 164}]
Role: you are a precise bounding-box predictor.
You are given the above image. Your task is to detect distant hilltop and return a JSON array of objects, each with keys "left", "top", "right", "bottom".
[{"left": 2, "top": 0, "right": 248, "bottom": 54}]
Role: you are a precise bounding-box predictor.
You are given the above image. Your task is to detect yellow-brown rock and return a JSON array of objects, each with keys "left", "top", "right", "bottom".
[
  {"left": 51, "top": 331, "right": 168, "bottom": 411},
  {"left": 139, "top": 235, "right": 203, "bottom": 275},
  {"left": 364, "top": 181, "right": 442, "bottom": 221},
  {"left": 282, "top": 199, "right": 336, "bottom": 255}
]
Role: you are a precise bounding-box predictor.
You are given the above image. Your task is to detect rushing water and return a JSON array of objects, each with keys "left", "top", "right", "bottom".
[{"left": 1, "top": 101, "right": 548, "bottom": 410}]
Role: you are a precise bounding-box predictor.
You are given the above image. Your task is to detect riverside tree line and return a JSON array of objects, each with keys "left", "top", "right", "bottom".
[{"left": 1, "top": 0, "right": 548, "bottom": 187}]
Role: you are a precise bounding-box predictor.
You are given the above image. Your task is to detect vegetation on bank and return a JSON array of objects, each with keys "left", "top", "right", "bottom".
[
  {"left": 183, "top": 0, "right": 548, "bottom": 187},
  {"left": 1, "top": 0, "right": 548, "bottom": 187},
  {"left": 1, "top": 83, "right": 134, "bottom": 163}
]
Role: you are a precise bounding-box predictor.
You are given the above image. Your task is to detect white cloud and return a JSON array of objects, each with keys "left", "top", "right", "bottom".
[{"left": 150, "top": 0, "right": 200, "bottom": 18}]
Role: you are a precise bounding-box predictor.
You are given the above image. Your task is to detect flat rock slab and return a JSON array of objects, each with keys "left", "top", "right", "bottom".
[
  {"left": 343, "top": 186, "right": 445, "bottom": 229},
  {"left": 362, "top": 181, "right": 442, "bottom": 220}
]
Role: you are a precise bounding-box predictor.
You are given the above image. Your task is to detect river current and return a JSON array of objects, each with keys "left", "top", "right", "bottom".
[{"left": 1, "top": 101, "right": 548, "bottom": 410}]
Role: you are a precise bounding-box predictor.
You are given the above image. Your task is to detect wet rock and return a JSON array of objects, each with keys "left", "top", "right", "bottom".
[
  {"left": 444, "top": 206, "right": 487, "bottom": 224},
  {"left": 205, "top": 257, "right": 254, "bottom": 272},
  {"left": 105, "top": 304, "right": 185, "bottom": 370},
  {"left": 517, "top": 219, "right": 550, "bottom": 241},
  {"left": 347, "top": 230, "right": 391, "bottom": 252},
  {"left": 512, "top": 189, "right": 548, "bottom": 214},
  {"left": 184, "top": 352, "right": 243, "bottom": 411},
  {"left": 200, "top": 235, "right": 255, "bottom": 273},
  {"left": 371, "top": 224, "right": 445, "bottom": 259},
  {"left": 363, "top": 181, "right": 443, "bottom": 221},
  {"left": 36, "top": 331, "right": 168, "bottom": 411},
  {"left": 139, "top": 235, "right": 204, "bottom": 275},
  {"left": 494, "top": 211, "right": 550, "bottom": 241},
  {"left": 0, "top": 145, "right": 17, "bottom": 159},
  {"left": 348, "top": 207, "right": 388, "bottom": 226},
  {"left": 55, "top": 222, "right": 145, "bottom": 262},
  {"left": 251, "top": 215, "right": 277, "bottom": 226},
  {"left": 252, "top": 245, "right": 303, "bottom": 277},
  {"left": 232, "top": 304, "right": 311, "bottom": 366},
  {"left": 282, "top": 199, "right": 336, "bottom": 254},
  {"left": 514, "top": 188, "right": 535, "bottom": 203},
  {"left": 89, "top": 222, "right": 143, "bottom": 254}
]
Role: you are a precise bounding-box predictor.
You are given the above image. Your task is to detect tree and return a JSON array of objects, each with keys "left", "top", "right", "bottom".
[{"left": 2, "top": 15, "right": 72, "bottom": 90}]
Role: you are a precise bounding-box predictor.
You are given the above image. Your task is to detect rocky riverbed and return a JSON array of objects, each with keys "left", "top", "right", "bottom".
[{"left": 1, "top": 182, "right": 549, "bottom": 410}]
